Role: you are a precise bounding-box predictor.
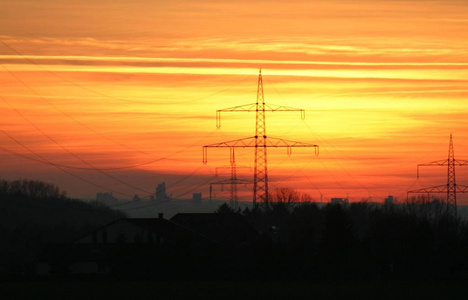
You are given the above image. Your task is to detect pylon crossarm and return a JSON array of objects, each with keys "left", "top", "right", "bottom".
[
  {"left": 408, "top": 184, "right": 448, "bottom": 194},
  {"left": 216, "top": 104, "right": 256, "bottom": 128},
  {"left": 456, "top": 185, "right": 468, "bottom": 193},
  {"left": 216, "top": 165, "right": 251, "bottom": 176},
  {"left": 454, "top": 159, "right": 468, "bottom": 166},
  {"left": 216, "top": 103, "right": 305, "bottom": 128},
  {"left": 266, "top": 136, "right": 318, "bottom": 148},
  {"left": 204, "top": 136, "right": 319, "bottom": 149},
  {"left": 202, "top": 136, "right": 319, "bottom": 163},
  {"left": 203, "top": 137, "right": 257, "bottom": 163},
  {"left": 416, "top": 159, "right": 468, "bottom": 178},
  {"left": 406, "top": 185, "right": 468, "bottom": 198},
  {"left": 211, "top": 178, "right": 253, "bottom": 185},
  {"left": 418, "top": 159, "right": 449, "bottom": 167},
  {"left": 417, "top": 159, "right": 449, "bottom": 178},
  {"left": 205, "top": 137, "right": 257, "bottom": 148},
  {"left": 217, "top": 103, "right": 257, "bottom": 112},
  {"left": 264, "top": 104, "right": 305, "bottom": 119},
  {"left": 266, "top": 137, "right": 319, "bottom": 156}
]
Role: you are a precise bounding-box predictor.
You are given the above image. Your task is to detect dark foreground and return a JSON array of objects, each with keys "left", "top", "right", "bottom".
[{"left": 2, "top": 279, "right": 468, "bottom": 299}]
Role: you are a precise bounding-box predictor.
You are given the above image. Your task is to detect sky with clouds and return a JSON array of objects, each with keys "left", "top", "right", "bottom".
[{"left": 1, "top": 0, "right": 468, "bottom": 203}]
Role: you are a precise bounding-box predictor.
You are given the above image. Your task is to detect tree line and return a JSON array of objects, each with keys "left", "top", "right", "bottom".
[
  {"left": 216, "top": 189, "right": 468, "bottom": 279},
  {"left": 0, "top": 179, "right": 125, "bottom": 277}
]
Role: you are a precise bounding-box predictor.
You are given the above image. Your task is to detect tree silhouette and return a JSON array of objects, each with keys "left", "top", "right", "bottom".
[
  {"left": 320, "top": 203, "right": 358, "bottom": 278},
  {"left": 214, "top": 202, "right": 238, "bottom": 214}
]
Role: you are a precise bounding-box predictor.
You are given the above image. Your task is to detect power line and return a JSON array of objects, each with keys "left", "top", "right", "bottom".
[
  {"left": 301, "top": 119, "right": 373, "bottom": 198},
  {"left": 263, "top": 75, "right": 355, "bottom": 200},
  {"left": 0, "top": 64, "right": 160, "bottom": 158},
  {"left": 0, "top": 39, "right": 252, "bottom": 105},
  {"left": 0, "top": 130, "right": 225, "bottom": 206},
  {"left": 0, "top": 127, "right": 135, "bottom": 199},
  {"left": 1, "top": 95, "right": 218, "bottom": 172},
  {"left": 0, "top": 55, "right": 247, "bottom": 171},
  {"left": 0, "top": 40, "right": 251, "bottom": 159},
  {"left": 0, "top": 64, "right": 222, "bottom": 193},
  {"left": 0, "top": 96, "right": 155, "bottom": 195},
  {"left": 0, "top": 96, "right": 187, "bottom": 169}
]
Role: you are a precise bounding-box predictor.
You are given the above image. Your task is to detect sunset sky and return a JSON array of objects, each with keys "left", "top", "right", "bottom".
[{"left": 1, "top": 0, "right": 468, "bottom": 204}]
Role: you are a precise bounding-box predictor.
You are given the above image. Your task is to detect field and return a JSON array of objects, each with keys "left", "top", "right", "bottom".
[{"left": 2, "top": 279, "right": 468, "bottom": 299}]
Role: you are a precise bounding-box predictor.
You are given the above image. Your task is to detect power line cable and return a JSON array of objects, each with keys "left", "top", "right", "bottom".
[
  {"left": 0, "top": 41, "right": 259, "bottom": 201},
  {"left": 0, "top": 40, "right": 251, "bottom": 158},
  {"left": 1, "top": 39, "right": 252, "bottom": 105},
  {"left": 0, "top": 127, "right": 135, "bottom": 199},
  {"left": 1, "top": 96, "right": 218, "bottom": 172},
  {"left": 0, "top": 64, "right": 160, "bottom": 157},
  {"left": 0, "top": 97, "right": 189, "bottom": 170},
  {"left": 0, "top": 59, "right": 248, "bottom": 172},
  {"left": 0, "top": 95, "right": 155, "bottom": 195},
  {"left": 301, "top": 118, "right": 373, "bottom": 198},
  {"left": 0, "top": 66, "right": 221, "bottom": 194}
]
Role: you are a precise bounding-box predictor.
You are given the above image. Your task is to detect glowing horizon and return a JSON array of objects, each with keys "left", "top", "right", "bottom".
[{"left": 1, "top": 0, "right": 468, "bottom": 203}]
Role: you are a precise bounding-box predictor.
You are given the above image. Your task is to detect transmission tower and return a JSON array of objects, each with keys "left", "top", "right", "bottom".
[
  {"left": 203, "top": 69, "right": 319, "bottom": 205},
  {"left": 209, "top": 148, "right": 252, "bottom": 209},
  {"left": 407, "top": 134, "right": 468, "bottom": 218}
]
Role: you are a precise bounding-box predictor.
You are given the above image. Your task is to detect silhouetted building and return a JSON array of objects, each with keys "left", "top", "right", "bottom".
[
  {"left": 36, "top": 215, "right": 214, "bottom": 277},
  {"left": 96, "top": 192, "right": 118, "bottom": 206},
  {"left": 36, "top": 213, "right": 264, "bottom": 278},
  {"left": 156, "top": 182, "right": 169, "bottom": 201},
  {"left": 170, "top": 213, "right": 259, "bottom": 246},
  {"left": 193, "top": 192, "right": 202, "bottom": 202},
  {"left": 384, "top": 195, "right": 395, "bottom": 204},
  {"left": 170, "top": 213, "right": 261, "bottom": 275},
  {"left": 331, "top": 197, "right": 348, "bottom": 204}
]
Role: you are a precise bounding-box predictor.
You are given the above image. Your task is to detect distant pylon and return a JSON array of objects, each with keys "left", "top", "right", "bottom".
[
  {"left": 203, "top": 69, "right": 319, "bottom": 205},
  {"left": 209, "top": 148, "right": 252, "bottom": 209},
  {"left": 231, "top": 149, "right": 238, "bottom": 205},
  {"left": 254, "top": 71, "right": 268, "bottom": 205},
  {"left": 408, "top": 134, "right": 468, "bottom": 218},
  {"left": 447, "top": 134, "right": 457, "bottom": 216}
]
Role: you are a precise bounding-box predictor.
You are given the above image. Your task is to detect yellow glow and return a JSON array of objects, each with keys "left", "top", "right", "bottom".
[{"left": 1, "top": 0, "right": 468, "bottom": 202}]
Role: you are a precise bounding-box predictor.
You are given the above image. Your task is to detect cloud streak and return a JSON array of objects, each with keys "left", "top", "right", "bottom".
[{"left": 1, "top": 1, "right": 468, "bottom": 201}]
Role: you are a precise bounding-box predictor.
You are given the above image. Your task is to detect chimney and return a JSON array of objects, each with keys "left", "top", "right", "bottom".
[{"left": 158, "top": 213, "right": 164, "bottom": 219}]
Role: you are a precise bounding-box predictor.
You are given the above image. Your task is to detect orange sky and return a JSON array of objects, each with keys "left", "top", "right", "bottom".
[{"left": 1, "top": 0, "right": 468, "bottom": 203}]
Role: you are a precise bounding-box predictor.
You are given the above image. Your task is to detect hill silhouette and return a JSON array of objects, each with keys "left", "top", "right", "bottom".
[{"left": 0, "top": 179, "right": 125, "bottom": 276}]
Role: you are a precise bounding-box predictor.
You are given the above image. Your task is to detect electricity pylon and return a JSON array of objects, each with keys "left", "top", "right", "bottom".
[
  {"left": 203, "top": 69, "right": 319, "bottom": 205},
  {"left": 209, "top": 148, "right": 252, "bottom": 209},
  {"left": 407, "top": 134, "right": 468, "bottom": 218}
]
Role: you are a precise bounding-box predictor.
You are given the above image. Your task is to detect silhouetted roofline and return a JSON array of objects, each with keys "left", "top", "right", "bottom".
[{"left": 73, "top": 217, "right": 216, "bottom": 244}]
